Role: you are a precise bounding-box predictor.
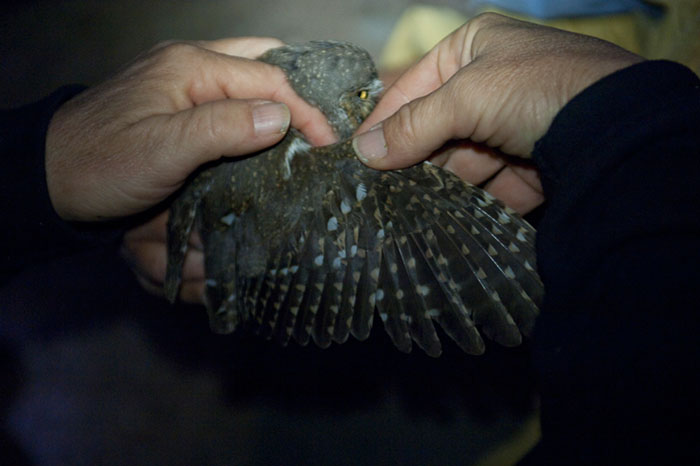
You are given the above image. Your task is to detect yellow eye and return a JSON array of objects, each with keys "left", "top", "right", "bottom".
[{"left": 358, "top": 90, "right": 369, "bottom": 99}]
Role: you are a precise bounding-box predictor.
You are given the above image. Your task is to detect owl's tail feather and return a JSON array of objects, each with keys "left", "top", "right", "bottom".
[{"left": 165, "top": 179, "right": 209, "bottom": 303}]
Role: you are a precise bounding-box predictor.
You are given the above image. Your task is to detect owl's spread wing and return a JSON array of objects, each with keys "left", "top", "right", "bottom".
[{"left": 225, "top": 155, "right": 541, "bottom": 357}]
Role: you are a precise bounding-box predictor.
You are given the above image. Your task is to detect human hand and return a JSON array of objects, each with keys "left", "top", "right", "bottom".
[
  {"left": 46, "top": 37, "right": 335, "bottom": 222},
  {"left": 121, "top": 210, "right": 206, "bottom": 303},
  {"left": 354, "top": 13, "right": 642, "bottom": 213},
  {"left": 81, "top": 37, "right": 333, "bottom": 303}
]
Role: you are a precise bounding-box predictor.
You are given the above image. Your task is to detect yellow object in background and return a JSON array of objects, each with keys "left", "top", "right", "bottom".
[
  {"left": 378, "top": 3, "right": 699, "bottom": 465},
  {"left": 379, "top": 2, "right": 700, "bottom": 75}
]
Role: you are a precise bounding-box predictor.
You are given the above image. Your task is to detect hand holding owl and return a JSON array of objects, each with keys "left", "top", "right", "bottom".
[
  {"left": 45, "top": 37, "right": 335, "bottom": 222},
  {"left": 354, "top": 12, "right": 643, "bottom": 214}
]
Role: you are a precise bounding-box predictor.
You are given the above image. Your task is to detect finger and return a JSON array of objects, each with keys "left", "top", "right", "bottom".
[
  {"left": 357, "top": 29, "right": 466, "bottom": 134},
  {"left": 186, "top": 54, "right": 335, "bottom": 146},
  {"left": 134, "top": 273, "right": 166, "bottom": 299},
  {"left": 122, "top": 211, "right": 169, "bottom": 243},
  {"left": 431, "top": 143, "right": 505, "bottom": 185},
  {"left": 189, "top": 229, "right": 204, "bottom": 251},
  {"left": 156, "top": 98, "right": 291, "bottom": 173},
  {"left": 123, "top": 240, "right": 205, "bottom": 285},
  {"left": 179, "top": 280, "right": 205, "bottom": 304},
  {"left": 484, "top": 166, "right": 545, "bottom": 215},
  {"left": 510, "top": 163, "right": 544, "bottom": 194},
  {"left": 132, "top": 269, "right": 204, "bottom": 304},
  {"left": 353, "top": 72, "right": 480, "bottom": 170},
  {"left": 197, "top": 37, "right": 285, "bottom": 58}
]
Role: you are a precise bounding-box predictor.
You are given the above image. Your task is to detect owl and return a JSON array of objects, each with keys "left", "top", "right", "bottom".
[{"left": 165, "top": 41, "right": 542, "bottom": 357}]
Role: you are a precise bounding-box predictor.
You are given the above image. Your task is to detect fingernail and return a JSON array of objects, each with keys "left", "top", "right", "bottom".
[
  {"left": 352, "top": 124, "right": 387, "bottom": 163},
  {"left": 252, "top": 102, "right": 290, "bottom": 136}
]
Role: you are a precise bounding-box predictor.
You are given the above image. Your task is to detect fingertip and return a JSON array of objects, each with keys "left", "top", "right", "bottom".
[
  {"left": 199, "top": 37, "right": 285, "bottom": 58},
  {"left": 352, "top": 125, "right": 388, "bottom": 167},
  {"left": 251, "top": 101, "right": 290, "bottom": 137},
  {"left": 293, "top": 114, "right": 337, "bottom": 146}
]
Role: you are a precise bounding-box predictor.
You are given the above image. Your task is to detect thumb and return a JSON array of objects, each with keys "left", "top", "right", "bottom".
[
  {"left": 164, "top": 98, "right": 290, "bottom": 173},
  {"left": 352, "top": 83, "right": 471, "bottom": 170}
]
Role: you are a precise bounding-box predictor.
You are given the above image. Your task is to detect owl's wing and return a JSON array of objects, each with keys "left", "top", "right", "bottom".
[{"left": 235, "top": 155, "right": 541, "bottom": 357}]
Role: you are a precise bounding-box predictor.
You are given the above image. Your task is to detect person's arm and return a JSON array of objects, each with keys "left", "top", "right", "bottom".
[
  {"left": 353, "top": 13, "right": 642, "bottom": 215},
  {"left": 351, "top": 13, "right": 699, "bottom": 462},
  {"left": 0, "top": 85, "right": 105, "bottom": 283},
  {"left": 527, "top": 60, "right": 700, "bottom": 464},
  {"left": 1, "top": 37, "right": 335, "bottom": 286}
]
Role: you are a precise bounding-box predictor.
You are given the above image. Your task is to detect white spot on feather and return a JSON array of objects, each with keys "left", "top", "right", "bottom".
[
  {"left": 415, "top": 284, "right": 430, "bottom": 296},
  {"left": 220, "top": 213, "right": 236, "bottom": 226},
  {"left": 327, "top": 216, "right": 338, "bottom": 231},
  {"left": 283, "top": 138, "right": 311, "bottom": 179},
  {"left": 356, "top": 183, "right": 367, "bottom": 201},
  {"left": 314, "top": 255, "right": 324, "bottom": 266},
  {"left": 340, "top": 199, "right": 352, "bottom": 214}
]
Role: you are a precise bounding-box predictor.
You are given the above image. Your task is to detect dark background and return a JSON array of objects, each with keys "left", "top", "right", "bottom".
[
  {"left": 0, "top": 0, "right": 475, "bottom": 108},
  {"left": 1, "top": 1, "right": 537, "bottom": 465}
]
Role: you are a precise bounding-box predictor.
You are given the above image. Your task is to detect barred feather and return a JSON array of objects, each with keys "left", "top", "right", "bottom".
[{"left": 165, "top": 41, "right": 543, "bottom": 357}]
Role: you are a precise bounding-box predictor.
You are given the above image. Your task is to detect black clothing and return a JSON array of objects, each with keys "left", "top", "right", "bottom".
[
  {"left": 0, "top": 85, "right": 105, "bottom": 284},
  {"left": 526, "top": 60, "right": 700, "bottom": 464},
  {"left": 1, "top": 61, "right": 699, "bottom": 464}
]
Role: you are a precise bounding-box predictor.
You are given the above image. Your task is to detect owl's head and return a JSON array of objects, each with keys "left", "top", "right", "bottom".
[{"left": 259, "top": 41, "right": 382, "bottom": 140}]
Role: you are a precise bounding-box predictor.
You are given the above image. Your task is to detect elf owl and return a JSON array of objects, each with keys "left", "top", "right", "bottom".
[{"left": 165, "top": 41, "right": 542, "bottom": 357}]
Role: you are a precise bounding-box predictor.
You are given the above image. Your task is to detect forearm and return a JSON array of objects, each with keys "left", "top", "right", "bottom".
[
  {"left": 530, "top": 60, "right": 700, "bottom": 461},
  {"left": 534, "top": 60, "right": 700, "bottom": 306},
  {"left": 0, "top": 86, "right": 123, "bottom": 283}
]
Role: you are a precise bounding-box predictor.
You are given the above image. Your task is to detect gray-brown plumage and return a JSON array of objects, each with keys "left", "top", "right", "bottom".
[{"left": 165, "top": 41, "right": 542, "bottom": 357}]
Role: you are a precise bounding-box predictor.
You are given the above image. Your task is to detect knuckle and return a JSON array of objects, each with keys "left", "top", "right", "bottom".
[
  {"left": 471, "top": 11, "right": 503, "bottom": 26},
  {"left": 391, "top": 103, "right": 420, "bottom": 153},
  {"left": 153, "top": 41, "right": 201, "bottom": 63}
]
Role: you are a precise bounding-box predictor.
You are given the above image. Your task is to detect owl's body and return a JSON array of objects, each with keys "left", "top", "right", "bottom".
[{"left": 166, "top": 41, "right": 542, "bottom": 357}]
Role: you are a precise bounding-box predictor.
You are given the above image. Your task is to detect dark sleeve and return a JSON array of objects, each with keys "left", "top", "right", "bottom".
[
  {"left": 0, "top": 86, "right": 123, "bottom": 283},
  {"left": 525, "top": 60, "right": 700, "bottom": 464}
]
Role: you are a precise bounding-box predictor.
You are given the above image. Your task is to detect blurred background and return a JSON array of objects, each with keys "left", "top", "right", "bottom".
[
  {"left": 1, "top": 1, "right": 699, "bottom": 465},
  {"left": 0, "top": 0, "right": 464, "bottom": 107}
]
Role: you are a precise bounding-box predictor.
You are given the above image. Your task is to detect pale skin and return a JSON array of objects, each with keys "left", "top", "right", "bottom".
[
  {"left": 353, "top": 13, "right": 642, "bottom": 213},
  {"left": 46, "top": 14, "right": 642, "bottom": 304},
  {"left": 46, "top": 37, "right": 336, "bottom": 302}
]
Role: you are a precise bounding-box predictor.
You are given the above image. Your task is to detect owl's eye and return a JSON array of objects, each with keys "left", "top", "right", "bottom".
[{"left": 358, "top": 90, "right": 369, "bottom": 99}]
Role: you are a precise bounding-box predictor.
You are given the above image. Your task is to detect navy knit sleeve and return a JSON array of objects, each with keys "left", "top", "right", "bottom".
[
  {"left": 526, "top": 60, "right": 700, "bottom": 463},
  {"left": 0, "top": 86, "right": 124, "bottom": 283}
]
